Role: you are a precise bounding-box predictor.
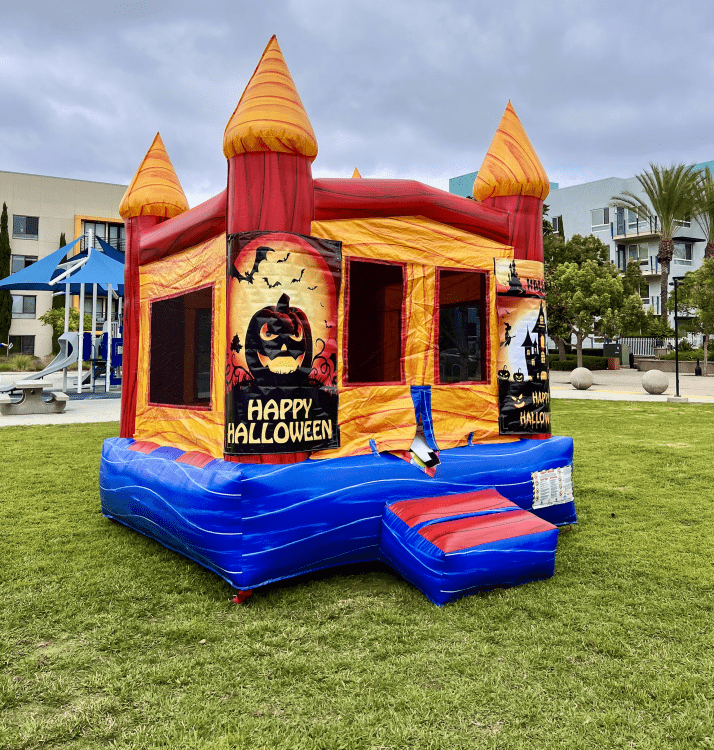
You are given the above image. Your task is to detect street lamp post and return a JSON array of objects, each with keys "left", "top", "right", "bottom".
[{"left": 670, "top": 277, "right": 685, "bottom": 398}]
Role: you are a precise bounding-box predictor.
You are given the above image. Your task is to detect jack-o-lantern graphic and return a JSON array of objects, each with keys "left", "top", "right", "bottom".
[
  {"left": 225, "top": 231, "right": 342, "bottom": 456},
  {"left": 245, "top": 294, "right": 312, "bottom": 384}
]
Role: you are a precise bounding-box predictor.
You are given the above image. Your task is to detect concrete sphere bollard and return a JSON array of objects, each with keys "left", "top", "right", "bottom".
[
  {"left": 570, "top": 367, "right": 593, "bottom": 390},
  {"left": 642, "top": 369, "right": 668, "bottom": 395}
]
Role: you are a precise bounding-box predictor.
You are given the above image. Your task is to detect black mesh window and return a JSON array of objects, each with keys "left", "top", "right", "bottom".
[{"left": 149, "top": 287, "right": 213, "bottom": 406}]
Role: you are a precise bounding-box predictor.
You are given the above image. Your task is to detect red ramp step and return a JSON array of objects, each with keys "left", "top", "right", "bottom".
[{"left": 380, "top": 488, "right": 560, "bottom": 605}]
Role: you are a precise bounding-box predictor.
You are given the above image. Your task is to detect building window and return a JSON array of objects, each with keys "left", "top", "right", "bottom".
[
  {"left": 437, "top": 269, "right": 487, "bottom": 384},
  {"left": 11, "top": 295, "right": 36, "bottom": 319},
  {"left": 627, "top": 244, "right": 648, "bottom": 265},
  {"left": 627, "top": 209, "right": 639, "bottom": 227},
  {"left": 107, "top": 223, "right": 125, "bottom": 252},
  {"left": 345, "top": 259, "right": 404, "bottom": 384},
  {"left": 149, "top": 286, "right": 213, "bottom": 407},
  {"left": 591, "top": 207, "right": 609, "bottom": 229},
  {"left": 13, "top": 215, "right": 39, "bottom": 240},
  {"left": 83, "top": 221, "right": 125, "bottom": 253},
  {"left": 673, "top": 242, "right": 693, "bottom": 265},
  {"left": 676, "top": 215, "right": 691, "bottom": 229},
  {"left": 10, "top": 254, "right": 38, "bottom": 273},
  {"left": 8, "top": 335, "right": 35, "bottom": 355},
  {"left": 551, "top": 215, "right": 562, "bottom": 233}
]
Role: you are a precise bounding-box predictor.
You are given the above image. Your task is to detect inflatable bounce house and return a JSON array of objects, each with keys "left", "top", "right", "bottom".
[{"left": 100, "top": 36, "right": 576, "bottom": 605}]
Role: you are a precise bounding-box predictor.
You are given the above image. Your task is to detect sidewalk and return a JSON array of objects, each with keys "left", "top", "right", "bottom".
[
  {"left": 2, "top": 366, "right": 712, "bottom": 429},
  {"left": 0, "top": 371, "right": 121, "bottom": 427},
  {"left": 549, "top": 367, "right": 714, "bottom": 403}
]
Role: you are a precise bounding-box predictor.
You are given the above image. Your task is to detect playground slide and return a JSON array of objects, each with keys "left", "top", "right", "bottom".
[{"left": 0, "top": 332, "right": 79, "bottom": 393}]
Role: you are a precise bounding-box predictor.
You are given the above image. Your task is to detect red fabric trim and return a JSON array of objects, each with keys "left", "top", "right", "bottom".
[
  {"left": 389, "top": 488, "right": 514, "bottom": 527},
  {"left": 342, "top": 256, "right": 352, "bottom": 385},
  {"left": 176, "top": 451, "right": 215, "bottom": 468},
  {"left": 223, "top": 452, "right": 311, "bottom": 464},
  {"left": 146, "top": 402, "right": 213, "bottom": 411},
  {"left": 480, "top": 195, "right": 543, "bottom": 262},
  {"left": 129, "top": 440, "right": 160, "bottom": 454},
  {"left": 433, "top": 267, "right": 490, "bottom": 386},
  {"left": 419, "top": 509, "right": 556, "bottom": 553},
  {"left": 139, "top": 190, "right": 227, "bottom": 266},
  {"left": 227, "top": 152, "right": 314, "bottom": 235},
  {"left": 120, "top": 215, "right": 162, "bottom": 439},
  {"left": 313, "top": 178, "right": 510, "bottom": 244}
]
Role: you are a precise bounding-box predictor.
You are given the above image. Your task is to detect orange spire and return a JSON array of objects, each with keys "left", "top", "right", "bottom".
[
  {"left": 351, "top": 167, "right": 362, "bottom": 178},
  {"left": 472, "top": 102, "right": 549, "bottom": 202},
  {"left": 223, "top": 35, "right": 318, "bottom": 161},
  {"left": 119, "top": 133, "right": 189, "bottom": 220}
]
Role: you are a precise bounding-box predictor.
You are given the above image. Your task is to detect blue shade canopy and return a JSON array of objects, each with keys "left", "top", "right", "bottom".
[
  {"left": 0, "top": 236, "right": 82, "bottom": 291},
  {"left": 95, "top": 235, "right": 125, "bottom": 263},
  {"left": 66, "top": 249, "right": 125, "bottom": 294},
  {"left": 0, "top": 235, "right": 125, "bottom": 295}
]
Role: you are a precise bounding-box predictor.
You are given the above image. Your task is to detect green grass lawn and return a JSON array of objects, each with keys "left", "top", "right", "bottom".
[{"left": 2, "top": 403, "right": 713, "bottom": 749}]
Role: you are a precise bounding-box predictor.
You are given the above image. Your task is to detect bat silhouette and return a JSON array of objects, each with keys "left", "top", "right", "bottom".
[
  {"left": 291, "top": 269, "right": 305, "bottom": 284},
  {"left": 230, "top": 246, "right": 274, "bottom": 284},
  {"left": 307, "top": 285, "right": 317, "bottom": 290},
  {"left": 262, "top": 277, "right": 282, "bottom": 289},
  {"left": 276, "top": 253, "right": 291, "bottom": 263}
]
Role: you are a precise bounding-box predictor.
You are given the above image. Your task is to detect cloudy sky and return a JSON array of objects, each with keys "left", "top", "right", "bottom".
[{"left": 2, "top": 0, "right": 713, "bottom": 207}]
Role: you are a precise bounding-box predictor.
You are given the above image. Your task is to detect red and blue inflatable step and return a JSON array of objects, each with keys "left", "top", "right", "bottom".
[{"left": 379, "top": 488, "right": 560, "bottom": 605}]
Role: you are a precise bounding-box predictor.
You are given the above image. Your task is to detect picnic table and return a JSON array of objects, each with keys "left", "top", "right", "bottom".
[{"left": 0, "top": 380, "right": 68, "bottom": 416}]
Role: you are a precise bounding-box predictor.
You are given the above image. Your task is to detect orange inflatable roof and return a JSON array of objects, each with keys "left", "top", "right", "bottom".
[
  {"left": 223, "top": 35, "right": 318, "bottom": 162},
  {"left": 472, "top": 102, "right": 549, "bottom": 202},
  {"left": 119, "top": 133, "right": 189, "bottom": 220}
]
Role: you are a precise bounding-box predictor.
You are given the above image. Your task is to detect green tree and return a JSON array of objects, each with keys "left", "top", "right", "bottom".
[
  {"left": 669, "top": 259, "right": 714, "bottom": 374},
  {"left": 544, "top": 233, "right": 611, "bottom": 360},
  {"left": 612, "top": 163, "right": 698, "bottom": 322},
  {"left": 0, "top": 203, "right": 12, "bottom": 346},
  {"left": 543, "top": 232, "right": 609, "bottom": 268},
  {"left": 52, "top": 232, "right": 68, "bottom": 310},
  {"left": 693, "top": 167, "right": 714, "bottom": 261},
  {"left": 39, "top": 307, "right": 92, "bottom": 354},
  {"left": 549, "top": 259, "right": 642, "bottom": 368}
]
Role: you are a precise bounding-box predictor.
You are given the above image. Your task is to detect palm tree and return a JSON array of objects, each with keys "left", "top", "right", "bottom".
[
  {"left": 612, "top": 163, "right": 698, "bottom": 322},
  {"left": 693, "top": 167, "right": 714, "bottom": 260}
]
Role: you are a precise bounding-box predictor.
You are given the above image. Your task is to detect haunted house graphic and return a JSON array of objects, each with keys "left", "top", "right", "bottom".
[
  {"left": 522, "top": 302, "right": 548, "bottom": 382},
  {"left": 498, "top": 299, "right": 550, "bottom": 435}
]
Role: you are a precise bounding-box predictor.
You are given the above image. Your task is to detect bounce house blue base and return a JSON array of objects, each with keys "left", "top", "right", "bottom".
[{"left": 100, "top": 436, "right": 575, "bottom": 605}]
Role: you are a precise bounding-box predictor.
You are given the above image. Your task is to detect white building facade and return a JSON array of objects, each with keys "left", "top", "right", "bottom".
[
  {"left": 0, "top": 171, "right": 127, "bottom": 358},
  {"left": 450, "top": 164, "right": 713, "bottom": 322}
]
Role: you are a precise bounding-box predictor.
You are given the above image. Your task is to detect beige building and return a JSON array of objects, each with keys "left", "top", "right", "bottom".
[{"left": 1, "top": 170, "right": 127, "bottom": 358}]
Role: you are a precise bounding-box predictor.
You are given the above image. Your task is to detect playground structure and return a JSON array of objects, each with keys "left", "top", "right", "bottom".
[
  {"left": 0, "top": 326, "right": 122, "bottom": 398},
  {"left": 0, "top": 233, "right": 125, "bottom": 403},
  {"left": 100, "top": 36, "right": 576, "bottom": 605}
]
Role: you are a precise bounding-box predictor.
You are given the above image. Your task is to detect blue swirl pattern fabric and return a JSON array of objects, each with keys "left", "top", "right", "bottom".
[{"left": 100, "top": 436, "right": 575, "bottom": 603}]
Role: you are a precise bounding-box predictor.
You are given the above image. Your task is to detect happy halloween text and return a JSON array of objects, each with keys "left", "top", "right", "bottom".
[{"left": 226, "top": 398, "right": 333, "bottom": 446}]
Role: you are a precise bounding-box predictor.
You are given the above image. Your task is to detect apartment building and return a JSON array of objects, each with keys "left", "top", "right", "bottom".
[
  {"left": 449, "top": 164, "right": 712, "bottom": 321},
  {"left": 0, "top": 170, "right": 127, "bottom": 357}
]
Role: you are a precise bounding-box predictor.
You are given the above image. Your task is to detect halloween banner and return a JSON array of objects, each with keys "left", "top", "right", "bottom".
[
  {"left": 494, "top": 258, "right": 545, "bottom": 298},
  {"left": 496, "top": 296, "right": 550, "bottom": 435},
  {"left": 225, "top": 231, "right": 342, "bottom": 455}
]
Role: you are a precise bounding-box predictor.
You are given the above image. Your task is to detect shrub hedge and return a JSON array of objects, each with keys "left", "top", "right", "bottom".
[{"left": 548, "top": 354, "right": 609, "bottom": 371}]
